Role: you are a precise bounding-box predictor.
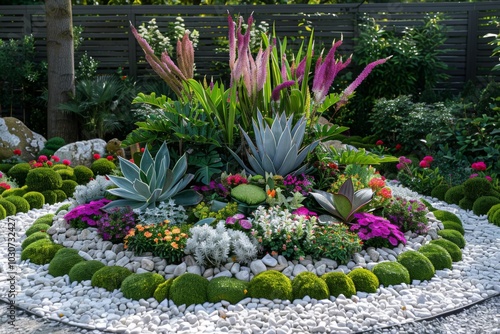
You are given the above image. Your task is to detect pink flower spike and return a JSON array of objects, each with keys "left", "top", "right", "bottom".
[{"left": 272, "top": 80, "right": 295, "bottom": 101}]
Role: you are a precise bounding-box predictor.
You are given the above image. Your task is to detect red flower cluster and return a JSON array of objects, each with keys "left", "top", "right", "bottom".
[
  {"left": 0, "top": 182, "right": 11, "bottom": 190},
  {"left": 471, "top": 161, "right": 487, "bottom": 171},
  {"left": 418, "top": 156, "right": 434, "bottom": 168},
  {"left": 30, "top": 155, "right": 61, "bottom": 168},
  {"left": 13, "top": 149, "right": 22, "bottom": 156},
  {"left": 226, "top": 174, "right": 248, "bottom": 187}
]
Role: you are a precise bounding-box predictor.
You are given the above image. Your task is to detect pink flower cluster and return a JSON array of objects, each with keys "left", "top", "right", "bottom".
[
  {"left": 418, "top": 156, "right": 434, "bottom": 168},
  {"left": 226, "top": 174, "right": 248, "bottom": 187},
  {"left": 471, "top": 161, "right": 487, "bottom": 171},
  {"left": 226, "top": 213, "right": 252, "bottom": 230},
  {"left": 396, "top": 156, "right": 412, "bottom": 170},
  {"left": 351, "top": 212, "right": 407, "bottom": 247},
  {"left": 30, "top": 155, "right": 62, "bottom": 168},
  {"left": 0, "top": 182, "right": 11, "bottom": 190}
]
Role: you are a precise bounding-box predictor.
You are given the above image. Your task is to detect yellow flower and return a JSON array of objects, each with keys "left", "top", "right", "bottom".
[
  {"left": 165, "top": 230, "right": 172, "bottom": 236},
  {"left": 171, "top": 242, "right": 179, "bottom": 249},
  {"left": 243, "top": 289, "right": 248, "bottom": 295},
  {"left": 164, "top": 235, "right": 172, "bottom": 241},
  {"left": 144, "top": 231, "right": 153, "bottom": 238},
  {"left": 172, "top": 228, "right": 181, "bottom": 234}
]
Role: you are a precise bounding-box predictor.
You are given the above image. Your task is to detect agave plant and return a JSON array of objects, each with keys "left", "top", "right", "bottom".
[
  {"left": 102, "top": 141, "right": 202, "bottom": 211},
  {"left": 310, "top": 178, "right": 373, "bottom": 223},
  {"left": 229, "top": 111, "right": 319, "bottom": 176}
]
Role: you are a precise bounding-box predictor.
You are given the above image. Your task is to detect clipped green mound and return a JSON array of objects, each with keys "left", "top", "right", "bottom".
[
  {"left": 154, "top": 278, "right": 174, "bottom": 303},
  {"left": 34, "top": 214, "right": 55, "bottom": 226},
  {"left": 0, "top": 198, "right": 16, "bottom": 216},
  {"left": 231, "top": 184, "right": 267, "bottom": 205},
  {"left": 73, "top": 165, "right": 94, "bottom": 185},
  {"left": 207, "top": 277, "right": 249, "bottom": 304},
  {"left": 25, "top": 223, "right": 51, "bottom": 237},
  {"left": 321, "top": 272, "right": 356, "bottom": 298},
  {"left": 431, "top": 184, "right": 450, "bottom": 201},
  {"left": 4, "top": 195, "right": 30, "bottom": 213},
  {"left": 21, "top": 231, "right": 51, "bottom": 249},
  {"left": 48, "top": 250, "right": 85, "bottom": 277},
  {"left": 463, "top": 177, "right": 491, "bottom": 201},
  {"left": 397, "top": 251, "right": 435, "bottom": 281},
  {"left": 444, "top": 185, "right": 465, "bottom": 205},
  {"left": 56, "top": 168, "right": 76, "bottom": 181},
  {"left": 25, "top": 167, "right": 63, "bottom": 192},
  {"left": 442, "top": 221, "right": 465, "bottom": 235},
  {"left": 347, "top": 268, "right": 380, "bottom": 293},
  {"left": 170, "top": 273, "right": 209, "bottom": 307},
  {"left": 68, "top": 260, "right": 105, "bottom": 283},
  {"left": 21, "top": 239, "right": 63, "bottom": 265},
  {"left": 91, "top": 266, "right": 133, "bottom": 292},
  {"left": 23, "top": 191, "right": 45, "bottom": 210},
  {"left": 490, "top": 209, "right": 500, "bottom": 227},
  {"left": 418, "top": 244, "right": 453, "bottom": 270},
  {"left": 0, "top": 205, "right": 6, "bottom": 220},
  {"left": 121, "top": 272, "right": 165, "bottom": 301},
  {"left": 372, "top": 262, "right": 411, "bottom": 287},
  {"left": 1, "top": 187, "right": 27, "bottom": 198},
  {"left": 7, "top": 163, "right": 31, "bottom": 186},
  {"left": 61, "top": 180, "right": 78, "bottom": 198},
  {"left": 55, "top": 203, "right": 72, "bottom": 214},
  {"left": 41, "top": 190, "right": 58, "bottom": 205},
  {"left": 437, "top": 230, "right": 466, "bottom": 249},
  {"left": 292, "top": 271, "right": 329, "bottom": 300},
  {"left": 248, "top": 271, "right": 293, "bottom": 301},
  {"left": 459, "top": 197, "right": 474, "bottom": 211},
  {"left": 419, "top": 198, "right": 436, "bottom": 211},
  {"left": 432, "top": 210, "right": 462, "bottom": 225},
  {"left": 473, "top": 196, "right": 500, "bottom": 216},
  {"left": 91, "top": 158, "right": 116, "bottom": 176}
]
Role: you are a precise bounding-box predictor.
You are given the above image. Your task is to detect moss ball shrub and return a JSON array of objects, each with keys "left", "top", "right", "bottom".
[
  {"left": 472, "top": 196, "right": 500, "bottom": 216},
  {"left": 437, "top": 229, "right": 466, "bottom": 249},
  {"left": 231, "top": 184, "right": 267, "bottom": 205},
  {"left": 207, "top": 277, "right": 249, "bottom": 304},
  {"left": 0, "top": 163, "right": 14, "bottom": 173},
  {"left": 55, "top": 203, "right": 71, "bottom": 214},
  {"left": 21, "top": 239, "right": 63, "bottom": 265},
  {"left": 490, "top": 210, "right": 500, "bottom": 227},
  {"left": 2, "top": 187, "right": 27, "bottom": 198},
  {"left": 91, "top": 158, "right": 116, "bottom": 176},
  {"left": 48, "top": 250, "right": 85, "bottom": 277},
  {"left": 7, "top": 163, "right": 31, "bottom": 186},
  {"left": 321, "top": 272, "right": 356, "bottom": 298},
  {"left": 60, "top": 180, "right": 78, "bottom": 198},
  {"left": 463, "top": 177, "right": 491, "bottom": 200},
  {"left": 44, "top": 136, "right": 66, "bottom": 151},
  {"left": 22, "top": 191, "right": 45, "bottom": 209},
  {"left": 442, "top": 221, "right": 465, "bottom": 235},
  {"left": 169, "top": 273, "right": 209, "bottom": 307},
  {"left": 248, "top": 271, "right": 293, "bottom": 301},
  {"left": 372, "top": 262, "right": 411, "bottom": 287},
  {"left": 53, "top": 248, "right": 79, "bottom": 257},
  {"left": 432, "top": 210, "right": 462, "bottom": 225},
  {"left": 459, "top": 197, "right": 474, "bottom": 211},
  {"left": 0, "top": 198, "right": 16, "bottom": 216},
  {"left": 69, "top": 260, "right": 106, "bottom": 283},
  {"left": 487, "top": 203, "right": 500, "bottom": 220},
  {"left": 42, "top": 190, "right": 58, "bottom": 205},
  {"left": 56, "top": 168, "right": 76, "bottom": 181},
  {"left": 33, "top": 213, "right": 55, "bottom": 225},
  {"left": 418, "top": 244, "right": 453, "bottom": 270},
  {"left": 291, "top": 271, "right": 329, "bottom": 300},
  {"left": 121, "top": 272, "right": 165, "bottom": 301},
  {"left": 431, "top": 184, "right": 450, "bottom": 201},
  {"left": 53, "top": 189, "right": 67, "bottom": 202},
  {"left": 21, "top": 231, "right": 51, "bottom": 249},
  {"left": 444, "top": 185, "right": 465, "bottom": 205},
  {"left": 4, "top": 195, "right": 30, "bottom": 213},
  {"left": 73, "top": 165, "right": 94, "bottom": 185},
  {"left": 153, "top": 278, "right": 174, "bottom": 303},
  {"left": 25, "top": 223, "right": 51, "bottom": 237},
  {"left": 25, "top": 168, "right": 63, "bottom": 192},
  {"left": 0, "top": 205, "right": 6, "bottom": 219},
  {"left": 347, "top": 268, "right": 379, "bottom": 293},
  {"left": 91, "top": 266, "right": 133, "bottom": 292},
  {"left": 429, "top": 239, "right": 462, "bottom": 262},
  {"left": 397, "top": 251, "right": 435, "bottom": 281}
]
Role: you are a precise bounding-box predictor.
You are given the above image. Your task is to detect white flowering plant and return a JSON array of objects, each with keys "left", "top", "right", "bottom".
[{"left": 71, "top": 175, "right": 114, "bottom": 208}]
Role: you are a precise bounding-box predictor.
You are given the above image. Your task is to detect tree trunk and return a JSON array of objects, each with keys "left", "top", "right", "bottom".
[{"left": 45, "top": 0, "right": 79, "bottom": 142}]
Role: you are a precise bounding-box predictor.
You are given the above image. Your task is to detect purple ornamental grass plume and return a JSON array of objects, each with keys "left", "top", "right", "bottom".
[{"left": 272, "top": 80, "right": 295, "bottom": 101}]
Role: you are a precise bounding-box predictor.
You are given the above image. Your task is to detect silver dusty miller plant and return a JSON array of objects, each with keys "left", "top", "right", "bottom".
[
  {"left": 135, "top": 199, "right": 188, "bottom": 226},
  {"left": 70, "top": 175, "right": 114, "bottom": 208}
]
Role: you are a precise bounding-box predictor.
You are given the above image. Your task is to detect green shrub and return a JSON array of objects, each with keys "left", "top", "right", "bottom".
[
  {"left": 2, "top": 187, "right": 27, "bottom": 198},
  {"left": 4, "top": 195, "right": 30, "bottom": 213},
  {"left": 437, "top": 230, "right": 466, "bottom": 249},
  {"left": 121, "top": 272, "right": 165, "bottom": 301},
  {"left": 207, "top": 277, "right": 249, "bottom": 304},
  {"left": 48, "top": 250, "right": 85, "bottom": 277},
  {"left": 459, "top": 197, "right": 474, "bottom": 211},
  {"left": 56, "top": 168, "right": 76, "bottom": 181},
  {"left": 429, "top": 239, "right": 462, "bottom": 262},
  {"left": 25, "top": 168, "right": 63, "bottom": 192},
  {"left": 73, "top": 165, "right": 94, "bottom": 185},
  {"left": 490, "top": 209, "right": 500, "bottom": 226},
  {"left": 472, "top": 196, "right": 500, "bottom": 216},
  {"left": 55, "top": 203, "right": 71, "bottom": 214},
  {"left": 442, "top": 221, "right": 465, "bottom": 235},
  {"left": 463, "top": 177, "right": 491, "bottom": 201},
  {"left": 397, "top": 251, "right": 435, "bottom": 281},
  {"left": 431, "top": 184, "right": 450, "bottom": 201},
  {"left": 91, "top": 266, "right": 133, "bottom": 292},
  {"left": 7, "top": 163, "right": 31, "bottom": 186},
  {"left": 34, "top": 213, "right": 55, "bottom": 225},
  {"left": 25, "top": 223, "right": 51, "bottom": 237},
  {"left": 53, "top": 189, "right": 67, "bottom": 202},
  {"left": 44, "top": 136, "right": 66, "bottom": 151},
  {"left": 42, "top": 190, "right": 58, "bottom": 205},
  {"left": 53, "top": 164, "right": 70, "bottom": 171},
  {"left": 0, "top": 163, "right": 14, "bottom": 173},
  {"left": 153, "top": 278, "right": 174, "bottom": 303},
  {"left": 432, "top": 210, "right": 462, "bottom": 225},
  {"left": 321, "top": 272, "right": 356, "bottom": 298},
  {"left": 91, "top": 158, "right": 116, "bottom": 176},
  {"left": 23, "top": 191, "right": 45, "bottom": 209},
  {"left": 0, "top": 198, "right": 16, "bottom": 216},
  {"left": 347, "top": 268, "right": 379, "bottom": 293},
  {"left": 248, "top": 271, "right": 293, "bottom": 301},
  {"left": 61, "top": 180, "right": 78, "bottom": 198},
  {"left": 21, "top": 231, "right": 50, "bottom": 249},
  {"left": 0, "top": 205, "right": 6, "bottom": 219},
  {"left": 372, "top": 262, "right": 411, "bottom": 287},
  {"left": 20, "top": 239, "right": 63, "bottom": 265},
  {"left": 418, "top": 244, "right": 453, "bottom": 270},
  {"left": 420, "top": 198, "right": 436, "bottom": 211},
  {"left": 291, "top": 271, "right": 329, "bottom": 300},
  {"left": 444, "top": 185, "right": 465, "bottom": 205},
  {"left": 169, "top": 273, "right": 209, "bottom": 307},
  {"left": 69, "top": 260, "right": 106, "bottom": 282},
  {"left": 231, "top": 184, "right": 267, "bottom": 205}
]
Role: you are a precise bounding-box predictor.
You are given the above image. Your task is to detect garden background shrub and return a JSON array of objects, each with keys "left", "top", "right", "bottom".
[
  {"left": 69, "top": 260, "right": 106, "bottom": 283},
  {"left": 418, "top": 244, "right": 453, "bottom": 270},
  {"left": 347, "top": 268, "right": 379, "bottom": 293},
  {"left": 207, "top": 277, "right": 249, "bottom": 304},
  {"left": 21, "top": 239, "right": 63, "bottom": 265},
  {"left": 437, "top": 230, "right": 466, "bottom": 249},
  {"left": 429, "top": 239, "right": 462, "bottom": 262}
]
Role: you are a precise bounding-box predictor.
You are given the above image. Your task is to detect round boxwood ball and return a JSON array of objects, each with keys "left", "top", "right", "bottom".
[
  {"left": 248, "top": 271, "right": 293, "bottom": 301},
  {"left": 91, "top": 158, "right": 116, "bottom": 176},
  {"left": 431, "top": 184, "right": 450, "bottom": 201},
  {"left": 21, "top": 239, "right": 63, "bottom": 265},
  {"left": 154, "top": 278, "right": 174, "bottom": 303},
  {"left": 25, "top": 167, "right": 63, "bottom": 192},
  {"left": 44, "top": 136, "right": 66, "bottom": 150},
  {"left": 56, "top": 168, "right": 76, "bottom": 181},
  {"left": 121, "top": 272, "right": 165, "bottom": 301},
  {"left": 487, "top": 203, "right": 500, "bottom": 221},
  {"left": 437, "top": 229, "right": 466, "bottom": 249},
  {"left": 207, "top": 277, "right": 249, "bottom": 304},
  {"left": 55, "top": 203, "right": 72, "bottom": 214},
  {"left": 231, "top": 184, "right": 267, "bottom": 205},
  {"left": 1, "top": 187, "right": 27, "bottom": 198},
  {"left": 0, "top": 163, "right": 14, "bottom": 173},
  {"left": 170, "top": 273, "right": 209, "bottom": 307},
  {"left": 53, "top": 189, "right": 67, "bottom": 203},
  {"left": 292, "top": 271, "right": 329, "bottom": 301},
  {"left": 372, "top": 262, "right": 411, "bottom": 287},
  {"left": 73, "top": 165, "right": 94, "bottom": 185},
  {"left": 490, "top": 209, "right": 500, "bottom": 227},
  {"left": 473, "top": 196, "right": 500, "bottom": 216},
  {"left": 91, "top": 266, "right": 133, "bottom": 292},
  {"left": 397, "top": 250, "right": 435, "bottom": 281},
  {"left": 444, "top": 185, "right": 465, "bottom": 205},
  {"left": 321, "top": 272, "right": 356, "bottom": 298},
  {"left": 429, "top": 239, "right": 462, "bottom": 262},
  {"left": 459, "top": 197, "right": 474, "bottom": 211},
  {"left": 53, "top": 164, "right": 70, "bottom": 171},
  {"left": 432, "top": 210, "right": 462, "bottom": 225},
  {"left": 0, "top": 198, "right": 17, "bottom": 216},
  {"left": 0, "top": 205, "right": 6, "bottom": 220},
  {"left": 60, "top": 180, "right": 78, "bottom": 198},
  {"left": 7, "top": 163, "right": 31, "bottom": 186},
  {"left": 442, "top": 221, "right": 464, "bottom": 235},
  {"left": 463, "top": 177, "right": 491, "bottom": 201},
  {"left": 347, "top": 268, "right": 379, "bottom": 293},
  {"left": 23, "top": 191, "right": 45, "bottom": 209},
  {"left": 48, "top": 251, "right": 85, "bottom": 277},
  {"left": 4, "top": 195, "right": 30, "bottom": 213},
  {"left": 418, "top": 243, "right": 453, "bottom": 270},
  {"left": 34, "top": 213, "right": 55, "bottom": 225},
  {"left": 42, "top": 190, "right": 58, "bottom": 205},
  {"left": 53, "top": 248, "right": 79, "bottom": 257},
  {"left": 21, "top": 231, "right": 51, "bottom": 249},
  {"left": 25, "top": 223, "right": 51, "bottom": 237}
]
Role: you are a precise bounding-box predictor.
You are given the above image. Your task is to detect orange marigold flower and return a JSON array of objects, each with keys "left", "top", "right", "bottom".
[
  {"left": 180, "top": 233, "right": 187, "bottom": 238},
  {"left": 165, "top": 230, "right": 172, "bottom": 235},
  {"left": 267, "top": 189, "right": 276, "bottom": 198},
  {"left": 174, "top": 236, "right": 180, "bottom": 241},
  {"left": 171, "top": 242, "right": 179, "bottom": 249},
  {"left": 154, "top": 238, "right": 159, "bottom": 243},
  {"left": 379, "top": 187, "right": 392, "bottom": 199},
  {"left": 164, "top": 235, "right": 172, "bottom": 241},
  {"left": 128, "top": 229, "right": 135, "bottom": 237},
  {"left": 144, "top": 231, "right": 153, "bottom": 238},
  {"left": 368, "top": 177, "right": 385, "bottom": 189},
  {"left": 136, "top": 225, "right": 144, "bottom": 232},
  {"left": 157, "top": 233, "right": 162, "bottom": 237},
  {"left": 172, "top": 228, "right": 181, "bottom": 234}
]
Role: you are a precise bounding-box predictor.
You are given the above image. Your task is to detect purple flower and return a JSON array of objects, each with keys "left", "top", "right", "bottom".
[
  {"left": 239, "top": 219, "right": 252, "bottom": 230},
  {"left": 272, "top": 80, "right": 295, "bottom": 101}
]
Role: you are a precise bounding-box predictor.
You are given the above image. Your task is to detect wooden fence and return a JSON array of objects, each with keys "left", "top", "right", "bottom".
[{"left": 1, "top": 2, "right": 500, "bottom": 93}]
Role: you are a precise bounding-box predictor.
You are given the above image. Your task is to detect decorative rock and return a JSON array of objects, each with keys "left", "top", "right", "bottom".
[
  {"left": 0, "top": 117, "right": 46, "bottom": 161},
  {"left": 173, "top": 262, "right": 187, "bottom": 277},
  {"left": 262, "top": 254, "right": 278, "bottom": 267},
  {"left": 53, "top": 138, "right": 107, "bottom": 167},
  {"left": 250, "top": 260, "right": 267, "bottom": 275},
  {"left": 141, "top": 258, "right": 155, "bottom": 271},
  {"left": 292, "top": 264, "right": 307, "bottom": 276},
  {"left": 187, "top": 266, "right": 202, "bottom": 275},
  {"left": 235, "top": 271, "right": 250, "bottom": 282}
]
